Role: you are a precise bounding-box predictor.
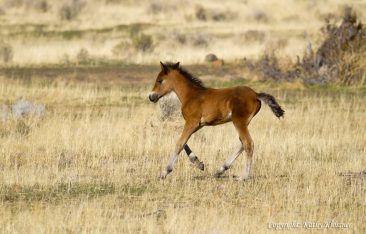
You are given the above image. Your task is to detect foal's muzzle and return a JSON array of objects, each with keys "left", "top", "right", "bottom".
[{"left": 148, "top": 93, "right": 159, "bottom": 103}]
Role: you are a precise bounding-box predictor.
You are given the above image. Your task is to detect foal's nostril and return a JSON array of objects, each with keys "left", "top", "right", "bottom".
[{"left": 149, "top": 93, "right": 158, "bottom": 102}]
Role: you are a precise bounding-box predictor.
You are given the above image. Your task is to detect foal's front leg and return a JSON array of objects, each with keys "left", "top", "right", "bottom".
[
  {"left": 184, "top": 144, "right": 204, "bottom": 171},
  {"left": 160, "top": 122, "right": 200, "bottom": 179}
]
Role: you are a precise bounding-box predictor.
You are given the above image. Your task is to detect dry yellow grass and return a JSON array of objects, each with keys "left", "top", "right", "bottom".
[
  {"left": 1, "top": 0, "right": 366, "bottom": 65},
  {"left": 0, "top": 0, "right": 365, "bottom": 232},
  {"left": 0, "top": 74, "right": 365, "bottom": 233}
]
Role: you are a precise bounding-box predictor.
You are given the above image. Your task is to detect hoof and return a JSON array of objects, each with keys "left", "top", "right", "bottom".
[
  {"left": 159, "top": 171, "right": 169, "bottom": 180},
  {"left": 195, "top": 161, "right": 205, "bottom": 171},
  {"left": 235, "top": 175, "right": 251, "bottom": 181},
  {"left": 213, "top": 166, "right": 227, "bottom": 178},
  {"left": 213, "top": 171, "right": 223, "bottom": 178},
  {"left": 189, "top": 156, "right": 205, "bottom": 171}
]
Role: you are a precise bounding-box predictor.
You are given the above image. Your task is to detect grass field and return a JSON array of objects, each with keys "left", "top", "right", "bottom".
[
  {"left": 0, "top": 0, "right": 365, "bottom": 65},
  {"left": 0, "top": 67, "right": 365, "bottom": 233},
  {"left": 0, "top": 0, "right": 366, "bottom": 233}
]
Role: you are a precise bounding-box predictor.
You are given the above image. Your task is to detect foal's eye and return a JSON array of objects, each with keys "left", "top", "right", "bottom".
[{"left": 157, "top": 80, "right": 163, "bottom": 84}]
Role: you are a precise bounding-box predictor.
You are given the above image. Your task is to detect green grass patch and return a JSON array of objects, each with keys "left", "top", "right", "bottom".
[
  {"left": 1, "top": 183, "right": 115, "bottom": 203},
  {"left": 0, "top": 183, "right": 150, "bottom": 203},
  {"left": 120, "top": 184, "right": 147, "bottom": 196},
  {"left": 0, "top": 23, "right": 151, "bottom": 40}
]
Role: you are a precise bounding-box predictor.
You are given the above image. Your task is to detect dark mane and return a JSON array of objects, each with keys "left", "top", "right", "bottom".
[{"left": 166, "top": 62, "right": 206, "bottom": 89}]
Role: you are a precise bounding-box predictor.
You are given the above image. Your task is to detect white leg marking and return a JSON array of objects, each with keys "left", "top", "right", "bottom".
[
  {"left": 215, "top": 143, "right": 244, "bottom": 176},
  {"left": 223, "top": 143, "right": 244, "bottom": 168},
  {"left": 242, "top": 161, "right": 251, "bottom": 180},
  {"left": 241, "top": 140, "right": 254, "bottom": 180},
  {"left": 160, "top": 150, "right": 179, "bottom": 178},
  {"left": 225, "top": 111, "right": 232, "bottom": 121},
  {"left": 167, "top": 151, "right": 179, "bottom": 171},
  {"left": 188, "top": 152, "right": 205, "bottom": 171},
  {"left": 188, "top": 152, "right": 196, "bottom": 161}
]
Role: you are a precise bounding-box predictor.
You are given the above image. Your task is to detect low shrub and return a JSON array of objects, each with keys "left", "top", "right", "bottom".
[{"left": 0, "top": 42, "right": 13, "bottom": 63}]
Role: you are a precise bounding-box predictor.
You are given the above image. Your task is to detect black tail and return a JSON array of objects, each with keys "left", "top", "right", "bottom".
[{"left": 257, "top": 93, "right": 284, "bottom": 118}]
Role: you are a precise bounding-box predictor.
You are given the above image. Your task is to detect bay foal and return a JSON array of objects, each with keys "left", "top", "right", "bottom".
[{"left": 149, "top": 62, "right": 284, "bottom": 180}]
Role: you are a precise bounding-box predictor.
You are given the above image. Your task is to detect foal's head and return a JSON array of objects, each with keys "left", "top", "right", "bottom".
[{"left": 149, "top": 61, "right": 180, "bottom": 103}]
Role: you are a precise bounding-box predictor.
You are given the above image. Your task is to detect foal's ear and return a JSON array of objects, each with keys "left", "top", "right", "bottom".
[
  {"left": 160, "top": 61, "right": 168, "bottom": 73},
  {"left": 173, "top": 62, "right": 180, "bottom": 69}
]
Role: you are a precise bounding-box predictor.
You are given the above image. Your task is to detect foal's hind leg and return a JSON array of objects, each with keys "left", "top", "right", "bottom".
[
  {"left": 214, "top": 142, "right": 244, "bottom": 177},
  {"left": 233, "top": 122, "right": 254, "bottom": 180},
  {"left": 214, "top": 111, "right": 255, "bottom": 179},
  {"left": 184, "top": 145, "right": 204, "bottom": 171}
]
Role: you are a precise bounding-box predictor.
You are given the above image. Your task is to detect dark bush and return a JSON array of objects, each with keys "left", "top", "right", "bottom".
[
  {"left": 175, "top": 33, "right": 187, "bottom": 45},
  {"left": 147, "top": 2, "right": 163, "bottom": 14},
  {"left": 195, "top": 6, "right": 207, "bottom": 21},
  {"left": 243, "top": 7, "right": 366, "bottom": 86},
  {"left": 0, "top": 42, "right": 13, "bottom": 63},
  {"left": 253, "top": 10, "right": 269, "bottom": 23},
  {"left": 244, "top": 30, "right": 266, "bottom": 42},
  {"left": 195, "top": 5, "right": 236, "bottom": 22},
  {"left": 59, "top": 0, "right": 86, "bottom": 21},
  {"left": 4, "top": 0, "right": 24, "bottom": 8},
  {"left": 76, "top": 48, "right": 90, "bottom": 65},
  {"left": 192, "top": 35, "right": 208, "bottom": 47},
  {"left": 112, "top": 41, "right": 131, "bottom": 57},
  {"left": 205, "top": 54, "right": 218, "bottom": 62},
  {"left": 34, "top": 0, "right": 49, "bottom": 13},
  {"left": 132, "top": 33, "right": 154, "bottom": 53}
]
